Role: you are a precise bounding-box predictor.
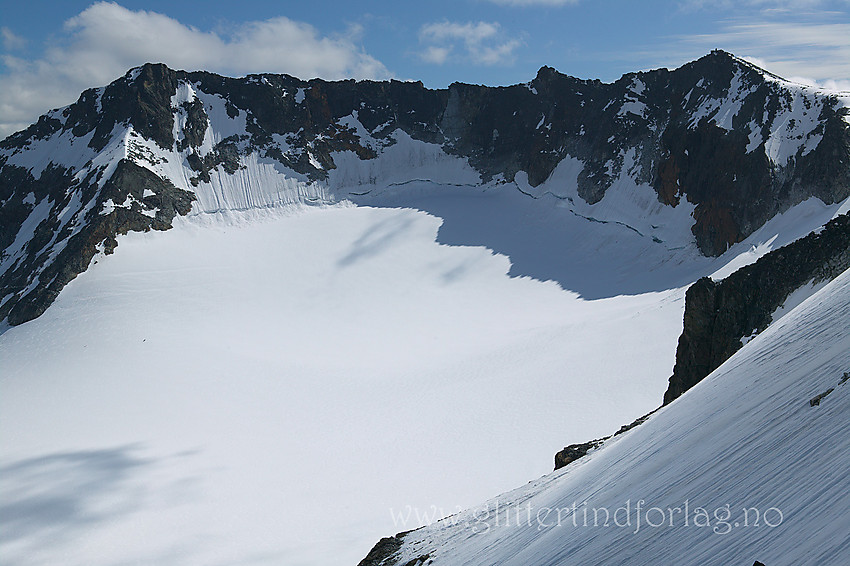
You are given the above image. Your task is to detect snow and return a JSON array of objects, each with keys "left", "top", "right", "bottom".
[
  {"left": 713, "top": 71, "right": 748, "bottom": 130},
  {"left": 199, "top": 153, "right": 332, "bottom": 212},
  {"left": 770, "top": 278, "right": 830, "bottom": 323},
  {"left": 0, "top": 204, "right": 688, "bottom": 566},
  {"left": 2, "top": 125, "right": 97, "bottom": 179},
  {"left": 2, "top": 72, "right": 848, "bottom": 566},
  {"left": 618, "top": 79, "right": 648, "bottom": 118},
  {"left": 689, "top": 70, "right": 750, "bottom": 131},
  {"left": 126, "top": 66, "right": 143, "bottom": 82},
  {"left": 386, "top": 265, "right": 850, "bottom": 566},
  {"left": 93, "top": 87, "right": 105, "bottom": 115},
  {"left": 343, "top": 150, "right": 845, "bottom": 300},
  {"left": 762, "top": 89, "right": 824, "bottom": 166},
  {"left": 617, "top": 100, "right": 647, "bottom": 118},
  {"left": 630, "top": 78, "right": 646, "bottom": 96},
  {"left": 710, "top": 196, "right": 850, "bottom": 280},
  {"left": 308, "top": 150, "right": 322, "bottom": 170},
  {"left": 338, "top": 112, "right": 382, "bottom": 152},
  {"left": 193, "top": 87, "right": 249, "bottom": 147},
  {"left": 270, "top": 132, "right": 294, "bottom": 154},
  {"left": 687, "top": 68, "right": 827, "bottom": 167},
  {"left": 329, "top": 128, "right": 481, "bottom": 194},
  {"left": 369, "top": 151, "right": 707, "bottom": 299},
  {"left": 89, "top": 123, "right": 132, "bottom": 188}
]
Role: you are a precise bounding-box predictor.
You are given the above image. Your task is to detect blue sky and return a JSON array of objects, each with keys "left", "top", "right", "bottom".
[{"left": 1, "top": 0, "right": 849, "bottom": 137}]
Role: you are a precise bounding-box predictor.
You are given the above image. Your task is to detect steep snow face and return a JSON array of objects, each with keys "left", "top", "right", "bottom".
[
  {"left": 381, "top": 266, "right": 850, "bottom": 566},
  {"left": 125, "top": 79, "right": 335, "bottom": 212},
  {"left": 0, "top": 205, "right": 689, "bottom": 566},
  {"left": 328, "top": 127, "right": 483, "bottom": 192}
]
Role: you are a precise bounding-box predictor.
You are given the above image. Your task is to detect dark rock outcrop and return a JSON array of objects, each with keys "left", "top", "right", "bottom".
[
  {"left": 555, "top": 411, "right": 655, "bottom": 471},
  {"left": 555, "top": 439, "right": 606, "bottom": 470},
  {"left": 809, "top": 388, "right": 834, "bottom": 407},
  {"left": 358, "top": 533, "right": 408, "bottom": 566},
  {"left": 808, "top": 372, "right": 849, "bottom": 406},
  {"left": 664, "top": 213, "right": 850, "bottom": 404}
]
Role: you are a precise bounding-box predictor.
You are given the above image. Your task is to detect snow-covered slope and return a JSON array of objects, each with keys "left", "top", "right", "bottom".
[
  {"left": 0, "top": 205, "right": 688, "bottom": 566},
  {"left": 371, "top": 266, "right": 850, "bottom": 566}
]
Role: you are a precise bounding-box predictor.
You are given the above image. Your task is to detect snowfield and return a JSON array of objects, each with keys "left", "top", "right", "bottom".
[{"left": 0, "top": 202, "right": 687, "bottom": 566}]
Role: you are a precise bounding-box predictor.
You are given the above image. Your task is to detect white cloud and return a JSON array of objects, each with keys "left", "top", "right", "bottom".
[
  {"left": 418, "top": 21, "right": 522, "bottom": 66},
  {"left": 0, "top": 2, "right": 391, "bottom": 139},
  {"left": 420, "top": 21, "right": 500, "bottom": 44},
  {"left": 1, "top": 27, "right": 26, "bottom": 51},
  {"left": 421, "top": 46, "right": 453, "bottom": 65}
]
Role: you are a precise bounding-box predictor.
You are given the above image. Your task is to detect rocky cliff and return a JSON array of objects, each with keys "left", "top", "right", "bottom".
[
  {"left": 664, "top": 212, "right": 850, "bottom": 403},
  {"left": 2, "top": 50, "right": 849, "bottom": 326}
]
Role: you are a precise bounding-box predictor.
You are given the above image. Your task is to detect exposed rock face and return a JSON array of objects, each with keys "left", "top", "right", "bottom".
[
  {"left": 2, "top": 50, "right": 850, "bottom": 327},
  {"left": 554, "top": 411, "right": 654, "bottom": 470},
  {"left": 554, "top": 439, "right": 606, "bottom": 470},
  {"left": 0, "top": 159, "right": 193, "bottom": 325},
  {"left": 664, "top": 213, "right": 850, "bottom": 403},
  {"left": 357, "top": 533, "right": 408, "bottom": 566}
]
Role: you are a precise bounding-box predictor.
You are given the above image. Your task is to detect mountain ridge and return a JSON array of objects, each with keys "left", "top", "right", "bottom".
[{"left": 2, "top": 50, "right": 849, "bottom": 326}]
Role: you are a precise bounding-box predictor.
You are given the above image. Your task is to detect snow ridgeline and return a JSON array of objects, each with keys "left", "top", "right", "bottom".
[
  {"left": 3, "top": 50, "right": 849, "bottom": 275},
  {"left": 3, "top": 74, "right": 848, "bottom": 324}
]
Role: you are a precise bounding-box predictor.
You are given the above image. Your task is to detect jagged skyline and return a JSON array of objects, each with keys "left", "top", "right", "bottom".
[{"left": 1, "top": 0, "right": 849, "bottom": 139}]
